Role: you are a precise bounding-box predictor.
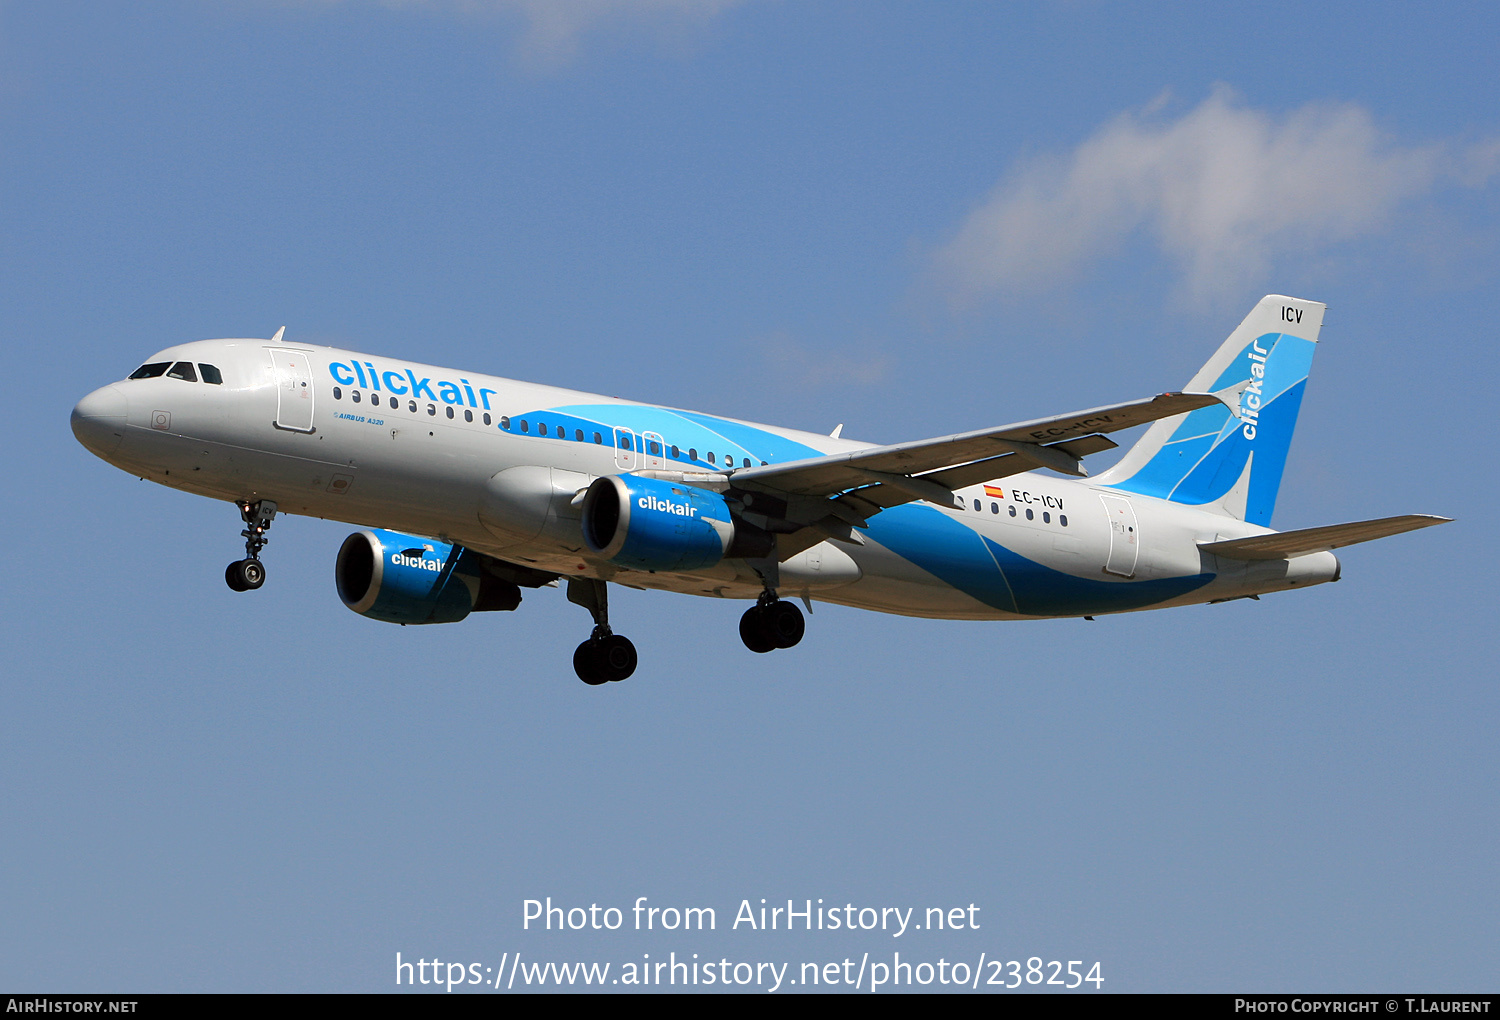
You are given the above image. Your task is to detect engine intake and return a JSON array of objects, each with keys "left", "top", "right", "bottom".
[
  {"left": 336, "top": 529, "right": 522, "bottom": 625},
  {"left": 581, "top": 475, "right": 735, "bottom": 572}
]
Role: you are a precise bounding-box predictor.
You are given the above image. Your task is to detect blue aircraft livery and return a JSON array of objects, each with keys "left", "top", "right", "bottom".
[{"left": 71, "top": 295, "right": 1448, "bottom": 684}]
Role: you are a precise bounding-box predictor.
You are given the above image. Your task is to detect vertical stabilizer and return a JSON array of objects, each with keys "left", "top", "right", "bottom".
[{"left": 1093, "top": 295, "right": 1324, "bottom": 526}]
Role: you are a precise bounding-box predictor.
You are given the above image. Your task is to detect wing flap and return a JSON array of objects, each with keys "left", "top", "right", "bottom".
[
  {"left": 919, "top": 434, "right": 1118, "bottom": 492},
  {"left": 1200, "top": 515, "right": 1451, "bottom": 561}
]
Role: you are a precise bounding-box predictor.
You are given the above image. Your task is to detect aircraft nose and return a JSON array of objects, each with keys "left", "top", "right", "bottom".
[{"left": 72, "top": 384, "right": 129, "bottom": 458}]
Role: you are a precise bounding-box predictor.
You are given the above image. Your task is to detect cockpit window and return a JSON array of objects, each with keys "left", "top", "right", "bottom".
[
  {"left": 167, "top": 362, "right": 198, "bottom": 382},
  {"left": 198, "top": 364, "right": 223, "bottom": 385},
  {"left": 128, "top": 362, "right": 171, "bottom": 380}
]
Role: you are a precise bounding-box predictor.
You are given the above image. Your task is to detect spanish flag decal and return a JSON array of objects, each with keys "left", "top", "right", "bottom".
[{"left": 983, "top": 485, "right": 1006, "bottom": 499}]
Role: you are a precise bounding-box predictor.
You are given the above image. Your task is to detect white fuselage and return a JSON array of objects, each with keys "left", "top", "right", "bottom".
[{"left": 71, "top": 338, "right": 1340, "bottom": 620}]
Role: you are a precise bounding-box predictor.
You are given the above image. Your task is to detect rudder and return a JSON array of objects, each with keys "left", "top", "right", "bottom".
[{"left": 1093, "top": 295, "right": 1324, "bottom": 526}]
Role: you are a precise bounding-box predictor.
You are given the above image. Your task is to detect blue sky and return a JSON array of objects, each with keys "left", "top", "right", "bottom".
[{"left": 2, "top": 0, "right": 1496, "bottom": 992}]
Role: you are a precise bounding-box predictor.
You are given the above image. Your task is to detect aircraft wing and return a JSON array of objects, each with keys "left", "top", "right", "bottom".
[
  {"left": 731, "top": 391, "right": 1217, "bottom": 502},
  {"left": 714, "top": 392, "right": 1223, "bottom": 551},
  {"left": 1199, "top": 515, "right": 1452, "bottom": 561}
]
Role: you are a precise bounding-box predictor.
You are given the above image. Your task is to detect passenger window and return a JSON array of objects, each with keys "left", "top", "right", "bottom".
[
  {"left": 743, "top": 458, "right": 751, "bottom": 468},
  {"left": 446, "top": 406, "right": 454, "bottom": 419},
  {"left": 972, "top": 499, "right": 980, "bottom": 511},
  {"left": 167, "top": 361, "right": 198, "bottom": 382},
  {"left": 484, "top": 413, "right": 492, "bottom": 425},
  {"left": 128, "top": 362, "right": 171, "bottom": 379},
  {"left": 500, "top": 416, "right": 510, "bottom": 429},
  {"left": 198, "top": 364, "right": 223, "bottom": 385},
  {"left": 648, "top": 441, "right": 661, "bottom": 456},
  {"left": 1025, "top": 508, "right": 1034, "bottom": 520},
  {"left": 408, "top": 400, "right": 417, "bottom": 413},
  {"left": 464, "top": 409, "right": 473, "bottom": 422},
  {"left": 689, "top": 448, "right": 698, "bottom": 461},
  {"left": 707, "top": 452, "right": 715, "bottom": 465},
  {"left": 1043, "top": 512, "right": 1051, "bottom": 524},
  {"left": 593, "top": 432, "right": 602, "bottom": 444},
  {"left": 333, "top": 387, "right": 342, "bottom": 400},
  {"left": 671, "top": 445, "right": 680, "bottom": 458},
  {"left": 539, "top": 423, "right": 549, "bottom": 436},
  {"left": 387, "top": 397, "right": 395, "bottom": 409},
  {"left": 427, "top": 404, "right": 436, "bottom": 416},
  {"left": 575, "top": 429, "right": 584, "bottom": 441},
  {"left": 619, "top": 435, "right": 632, "bottom": 451},
  {"left": 520, "top": 420, "right": 529, "bottom": 432},
  {"left": 353, "top": 391, "right": 361, "bottom": 403},
  {"left": 1008, "top": 505, "right": 1016, "bottom": 517},
  {"left": 1060, "top": 514, "right": 1068, "bottom": 527},
  {"left": 991, "top": 502, "right": 999, "bottom": 514}
]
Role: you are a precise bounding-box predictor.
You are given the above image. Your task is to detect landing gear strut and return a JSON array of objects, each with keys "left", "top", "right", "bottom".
[
  {"left": 567, "top": 578, "right": 637, "bottom": 685},
  {"left": 739, "top": 590, "right": 805, "bottom": 653},
  {"left": 225, "top": 500, "right": 277, "bottom": 592}
]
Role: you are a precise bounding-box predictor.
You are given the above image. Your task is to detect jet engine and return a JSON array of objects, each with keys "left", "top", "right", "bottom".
[
  {"left": 580, "top": 475, "right": 738, "bottom": 572},
  {"left": 335, "top": 529, "right": 522, "bottom": 625}
]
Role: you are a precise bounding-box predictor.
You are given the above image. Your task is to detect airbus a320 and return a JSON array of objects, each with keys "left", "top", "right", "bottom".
[{"left": 71, "top": 296, "right": 1448, "bottom": 684}]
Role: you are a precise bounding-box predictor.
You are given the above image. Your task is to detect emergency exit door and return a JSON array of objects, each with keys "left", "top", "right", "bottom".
[{"left": 1099, "top": 494, "right": 1139, "bottom": 577}]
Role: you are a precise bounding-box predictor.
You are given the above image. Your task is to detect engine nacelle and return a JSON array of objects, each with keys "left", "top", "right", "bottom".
[
  {"left": 335, "top": 529, "right": 522, "bottom": 625},
  {"left": 581, "top": 475, "right": 734, "bottom": 572}
]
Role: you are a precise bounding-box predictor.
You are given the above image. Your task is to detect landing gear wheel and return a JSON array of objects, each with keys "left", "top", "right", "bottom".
[
  {"left": 225, "top": 558, "right": 265, "bottom": 592},
  {"left": 766, "top": 600, "right": 804, "bottom": 649},
  {"left": 739, "top": 606, "right": 776, "bottom": 653},
  {"left": 597, "top": 635, "right": 637, "bottom": 682},
  {"left": 573, "top": 641, "right": 609, "bottom": 686},
  {"left": 573, "top": 634, "right": 637, "bottom": 685},
  {"left": 740, "top": 600, "right": 805, "bottom": 652}
]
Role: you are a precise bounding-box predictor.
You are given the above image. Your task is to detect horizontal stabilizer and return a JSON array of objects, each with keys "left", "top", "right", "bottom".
[{"left": 1200, "top": 515, "right": 1451, "bottom": 561}]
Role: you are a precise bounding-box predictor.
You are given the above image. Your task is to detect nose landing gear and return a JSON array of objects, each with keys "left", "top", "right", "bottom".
[
  {"left": 225, "top": 500, "right": 277, "bottom": 592},
  {"left": 567, "top": 577, "right": 637, "bottom": 685},
  {"left": 739, "top": 591, "right": 805, "bottom": 653}
]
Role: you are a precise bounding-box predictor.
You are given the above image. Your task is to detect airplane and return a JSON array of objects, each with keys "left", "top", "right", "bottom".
[{"left": 71, "top": 295, "right": 1448, "bottom": 685}]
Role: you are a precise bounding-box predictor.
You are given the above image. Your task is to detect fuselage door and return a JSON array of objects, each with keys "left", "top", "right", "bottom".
[
  {"left": 269, "top": 348, "right": 315, "bottom": 433},
  {"left": 1099, "top": 493, "right": 1139, "bottom": 577},
  {"left": 642, "top": 431, "right": 666, "bottom": 470},
  {"left": 613, "top": 426, "right": 637, "bottom": 470}
]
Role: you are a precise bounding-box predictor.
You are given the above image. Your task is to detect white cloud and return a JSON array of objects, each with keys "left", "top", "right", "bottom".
[{"left": 937, "top": 88, "right": 1500, "bottom": 305}]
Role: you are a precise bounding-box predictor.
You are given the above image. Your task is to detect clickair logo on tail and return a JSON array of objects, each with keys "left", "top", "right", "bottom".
[{"left": 1240, "top": 338, "right": 1271, "bottom": 441}]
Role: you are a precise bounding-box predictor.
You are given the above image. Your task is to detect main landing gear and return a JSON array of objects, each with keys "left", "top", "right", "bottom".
[
  {"left": 567, "top": 578, "right": 637, "bottom": 686},
  {"left": 225, "top": 500, "right": 277, "bottom": 592},
  {"left": 739, "top": 591, "right": 805, "bottom": 654}
]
